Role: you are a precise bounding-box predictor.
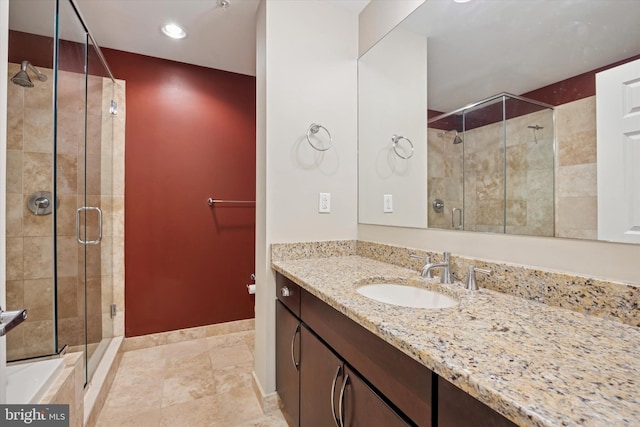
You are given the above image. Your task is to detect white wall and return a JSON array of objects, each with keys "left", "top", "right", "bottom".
[
  {"left": 254, "top": 0, "right": 269, "bottom": 396},
  {"left": 254, "top": 0, "right": 359, "bottom": 395},
  {"left": 358, "top": 27, "right": 427, "bottom": 227},
  {"left": 0, "top": 0, "right": 9, "bottom": 404}
]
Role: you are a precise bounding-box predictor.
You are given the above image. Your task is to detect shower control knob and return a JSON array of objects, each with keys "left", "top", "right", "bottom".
[{"left": 281, "top": 286, "right": 291, "bottom": 297}]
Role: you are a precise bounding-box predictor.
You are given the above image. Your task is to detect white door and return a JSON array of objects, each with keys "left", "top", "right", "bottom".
[{"left": 596, "top": 58, "right": 640, "bottom": 243}]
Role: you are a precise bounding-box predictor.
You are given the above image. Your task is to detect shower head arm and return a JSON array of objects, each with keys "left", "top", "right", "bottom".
[{"left": 21, "top": 60, "right": 48, "bottom": 82}]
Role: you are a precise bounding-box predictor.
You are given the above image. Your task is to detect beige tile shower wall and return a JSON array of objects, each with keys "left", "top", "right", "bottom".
[
  {"left": 58, "top": 68, "right": 88, "bottom": 351},
  {"left": 6, "top": 62, "right": 57, "bottom": 360},
  {"left": 101, "top": 78, "right": 126, "bottom": 339},
  {"left": 505, "top": 109, "right": 554, "bottom": 237},
  {"left": 463, "top": 120, "right": 505, "bottom": 233},
  {"left": 85, "top": 74, "right": 104, "bottom": 351},
  {"left": 555, "top": 96, "right": 597, "bottom": 239},
  {"left": 427, "top": 127, "right": 463, "bottom": 229}
]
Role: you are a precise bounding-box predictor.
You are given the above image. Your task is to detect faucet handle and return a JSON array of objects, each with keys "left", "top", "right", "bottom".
[
  {"left": 466, "top": 265, "right": 491, "bottom": 291},
  {"left": 410, "top": 254, "right": 433, "bottom": 279}
]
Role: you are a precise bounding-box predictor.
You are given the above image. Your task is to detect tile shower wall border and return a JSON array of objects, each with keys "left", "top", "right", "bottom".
[{"left": 270, "top": 240, "right": 639, "bottom": 327}]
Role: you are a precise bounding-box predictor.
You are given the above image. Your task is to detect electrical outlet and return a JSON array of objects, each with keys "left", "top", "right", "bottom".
[
  {"left": 384, "top": 194, "right": 393, "bottom": 213},
  {"left": 319, "top": 193, "right": 331, "bottom": 213}
]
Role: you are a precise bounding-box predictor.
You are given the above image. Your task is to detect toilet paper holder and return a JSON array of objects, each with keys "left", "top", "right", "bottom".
[{"left": 246, "top": 273, "right": 256, "bottom": 295}]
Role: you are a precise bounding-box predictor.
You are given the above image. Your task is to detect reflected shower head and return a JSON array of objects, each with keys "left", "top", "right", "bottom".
[
  {"left": 11, "top": 60, "right": 47, "bottom": 88},
  {"left": 438, "top": 129, "right": 463, "bottom": 144}
]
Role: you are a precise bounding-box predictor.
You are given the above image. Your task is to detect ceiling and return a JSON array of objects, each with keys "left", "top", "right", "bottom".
[
  {"left": 9, "top": 0, "right": 370, "bottom": 77},
  {"left": 391, "top": 0, "right": 640, "bottom": 112}
]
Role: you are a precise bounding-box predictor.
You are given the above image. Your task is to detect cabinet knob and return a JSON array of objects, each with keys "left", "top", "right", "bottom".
[{"left": 281, "top": 286, "right": 291, "bottom": 297}]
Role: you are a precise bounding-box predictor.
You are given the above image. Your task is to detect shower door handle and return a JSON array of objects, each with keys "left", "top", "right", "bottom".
[
  {"left": 452, "top": 207, "right": 463, "bottom": 230},
  {"left": 76, "top": 206, "right": 103, "bottom": 245}
]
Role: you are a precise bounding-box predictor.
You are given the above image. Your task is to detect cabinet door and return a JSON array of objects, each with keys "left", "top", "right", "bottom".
[
  {"left": 300, "top": 325, "right": 343, "bottom": 427},
  {"left": 276, "top": 301, "right": 301, "bottom": 427},
  {"left": 340, "top": 366, "right": 410, "bottom": 427}
]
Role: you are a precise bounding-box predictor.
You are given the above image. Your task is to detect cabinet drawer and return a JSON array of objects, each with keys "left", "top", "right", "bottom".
[
  {"left": 276, "top": 274, "right": 301, "bottom": 317},
  {"left": 301, "top": 289, "right": 433, "bottom": 427}
]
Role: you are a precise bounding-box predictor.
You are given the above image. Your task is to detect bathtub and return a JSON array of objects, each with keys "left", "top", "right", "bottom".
[{"left": 7, "top": 358, "right": 64, "bottom": 404}]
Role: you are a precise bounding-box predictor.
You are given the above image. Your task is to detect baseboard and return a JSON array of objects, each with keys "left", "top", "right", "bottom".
[{"left": 251, "top": 371, "right": 281, "bottom": 414}]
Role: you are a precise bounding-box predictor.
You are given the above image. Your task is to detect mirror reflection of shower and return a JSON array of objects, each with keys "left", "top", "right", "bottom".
[
  {"left": 438, "top": 129, "right": 463, "bottom": 144},
  {"left": 427, "top": 92, "right": 555, "bottom": 236},
  {"left": 10, "top": 60, "right": 48, "bottom": 88}
]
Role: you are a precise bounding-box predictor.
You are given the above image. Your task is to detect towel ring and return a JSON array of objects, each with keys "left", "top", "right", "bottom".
[
  {"left": 307, "top": 123, "right": 332, "bottom": 151},
  {"left": 392, "top": 134, "right": 414, "bottom": 159}
]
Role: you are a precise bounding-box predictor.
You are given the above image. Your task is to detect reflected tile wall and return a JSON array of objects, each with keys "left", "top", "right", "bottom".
[
  {"left": 555, "top": 97, "right": 597, "bottom": 239},
  {"left": 427, "top": 128, "right": 463, "bottom": 228}
]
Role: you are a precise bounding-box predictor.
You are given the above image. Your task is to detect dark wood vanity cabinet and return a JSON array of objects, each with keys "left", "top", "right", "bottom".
[
  {"left": 276, "top": 274, "right": 423, "bottom": 427},
  {"left": 275, "top": 272, "right": 516, "bottom": 427},
  {"left": 300, "top": 324, "right": 409, "bottom": 427}
]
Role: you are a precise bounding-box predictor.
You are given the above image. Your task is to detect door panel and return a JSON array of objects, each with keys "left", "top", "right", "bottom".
[
  {"left": 276, "top": 301, "right": 300, "bottom": 427},
  {"left": 300, "top": 325, "right": 342, "bottom": 427},
  {"left": 596, "top": 58, "right": 640, "bottom": 243},
  {"left": 342, "top": 366, "right": 410, "bottom": 427}
]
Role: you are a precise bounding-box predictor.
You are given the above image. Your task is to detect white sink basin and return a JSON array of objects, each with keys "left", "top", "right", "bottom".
[{"left": 356, "top": 284, "right": 458, "bottom": 309}]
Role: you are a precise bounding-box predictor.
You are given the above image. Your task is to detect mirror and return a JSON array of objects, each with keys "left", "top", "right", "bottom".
[{"left": 358, "top": 0, "right": 640, "bottom": 242}]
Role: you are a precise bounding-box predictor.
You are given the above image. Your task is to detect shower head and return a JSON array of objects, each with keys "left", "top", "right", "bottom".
[
  {"left": 11, "top": 61, "right": 47, "bottom": 88},
  {"left": 438, "top": 129, "right": 463, "bottom": 144}
]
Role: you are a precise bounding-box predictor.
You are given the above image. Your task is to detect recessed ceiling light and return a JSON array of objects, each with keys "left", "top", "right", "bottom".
[
  {"left": 453, "top": 0, "right": 473, "bottom": 3},
  {"left": 161, "top": 23, "right": 187, "bottom": 39}
]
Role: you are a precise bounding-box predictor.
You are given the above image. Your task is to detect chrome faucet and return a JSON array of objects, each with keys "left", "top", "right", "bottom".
[
  {"left": 465, "top": 265, "right": 492, "bottom": 290},
  {"left": 423, "top": 252, "right": 452, "bottom": 284}
]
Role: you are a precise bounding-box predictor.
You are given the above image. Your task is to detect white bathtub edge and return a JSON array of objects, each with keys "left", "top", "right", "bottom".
[{"left": 7, "top": 358, "right": 65, "bottom": 404}]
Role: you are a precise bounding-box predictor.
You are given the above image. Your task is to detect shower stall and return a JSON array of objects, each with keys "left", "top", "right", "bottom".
[
  {"left": 5, "top": 0, "right": 125, "bottom": 396},
  {"left": 427, "top": 93, "right": 555, "bottom": 237}
]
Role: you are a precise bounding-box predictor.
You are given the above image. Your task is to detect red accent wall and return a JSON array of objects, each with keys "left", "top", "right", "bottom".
[{"left": 102, "top": 49, "right": 256, "bottom": 337}]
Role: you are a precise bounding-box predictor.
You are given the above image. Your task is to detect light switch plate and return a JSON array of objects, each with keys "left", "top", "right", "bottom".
[
  {"left": 384, "top": 194, "right": 393, "bottom": 213},
  {"left": 319, "top": 193, "right": 331, "bottom": 213}
]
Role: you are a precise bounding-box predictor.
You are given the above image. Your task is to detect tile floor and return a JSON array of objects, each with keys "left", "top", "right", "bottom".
[{"left": 95, "top": 330, "right": 287, "bottom": 427}]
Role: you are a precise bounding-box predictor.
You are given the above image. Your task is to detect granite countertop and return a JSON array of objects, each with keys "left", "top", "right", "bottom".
[{"left": 272, "top": 255, "right": 640, "bottom": 427}]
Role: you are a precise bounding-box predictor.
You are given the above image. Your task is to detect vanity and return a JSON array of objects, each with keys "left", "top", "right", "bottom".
[{"left": 271, "top": 246, "right": 640, "bottom": 427}]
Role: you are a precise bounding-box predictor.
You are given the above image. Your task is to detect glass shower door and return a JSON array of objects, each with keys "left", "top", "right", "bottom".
[
  {"left": 55, "top": 0, "right": 90, "bottom": 362},
  {"left": 55, "top": 0, "right": 114, "bottom": 385},
  {"left": 84, "top": 39, "right": 114, "bottom": 381}
]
